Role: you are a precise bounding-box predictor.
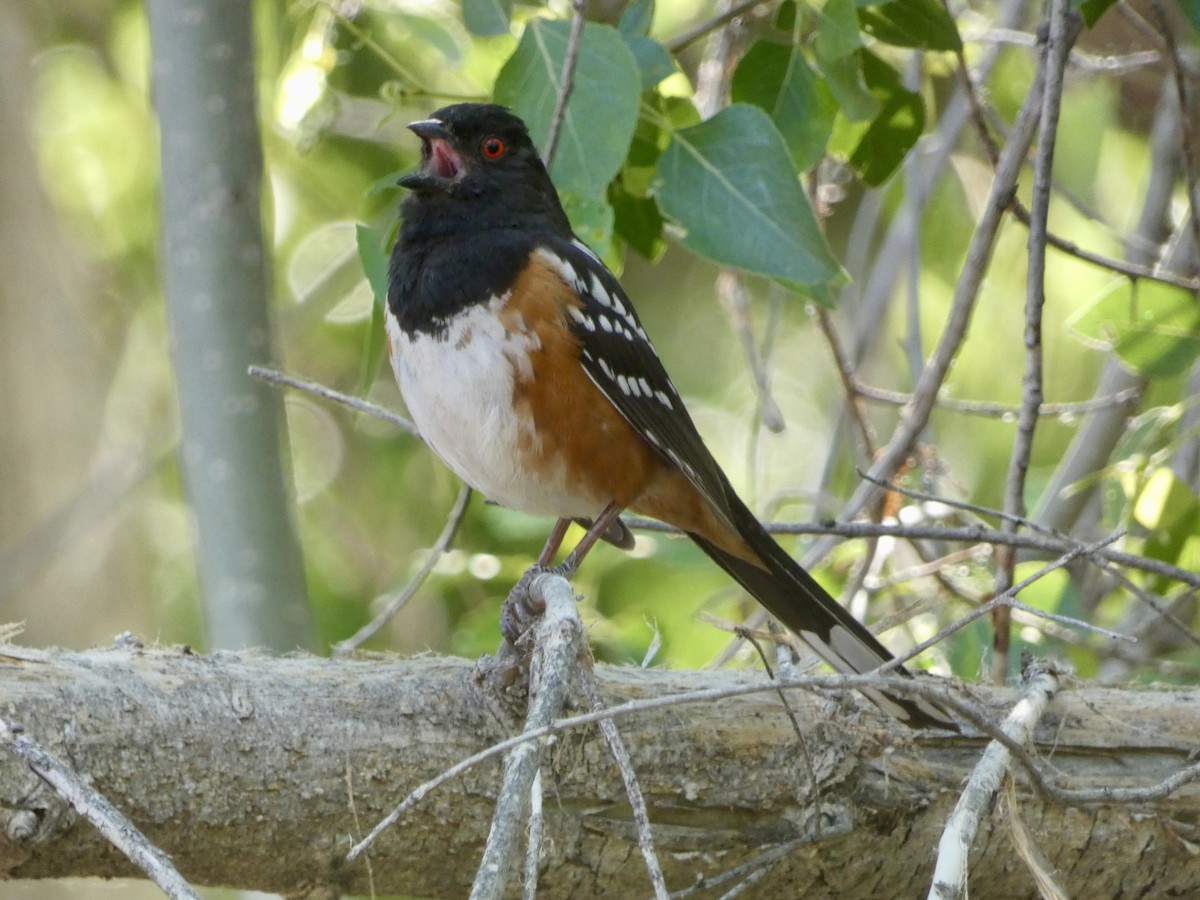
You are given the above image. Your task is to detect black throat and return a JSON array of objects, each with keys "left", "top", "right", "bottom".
[{"left": 387, "top": 188, "right": 569, "bottom": 338}]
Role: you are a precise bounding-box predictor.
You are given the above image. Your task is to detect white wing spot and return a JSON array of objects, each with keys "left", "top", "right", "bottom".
[
  {"left": 599, "top": 358, "right": 614, "bottom": 380},
  {"left": 535, "top": 247, "right": 584, "bottom": 294},
  {"left": 617, "top": 374, "right": 632, "bottom": 395},
  {"left": 598, "top": 315, "right": 613, "bottom": 333},
  {"left": 572, "top": 238, "right": 601, "bottom": 263},
  {"left": 644, "top": 430, "right": 661, "bottom": 447},
  {"left": 637, "top": 377, "right": 653, "bottom": 397},
  {"left": 568, "top": 306, "right": 587, "bottom": 326},
  {"left": 655, "top": 390, "right": 673, "bottom": 409},
  {"left": 589, "top": 272, "right": 612, "bottom": 309}
]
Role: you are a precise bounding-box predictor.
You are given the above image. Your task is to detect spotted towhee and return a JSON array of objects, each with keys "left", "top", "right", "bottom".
[{"left": 386, "top": 103, "right": 951, "bottom": 729}]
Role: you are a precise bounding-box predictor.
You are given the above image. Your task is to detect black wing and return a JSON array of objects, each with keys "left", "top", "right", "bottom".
[{"left": 536, "top": 237, "right": 740, "bottom": 527}]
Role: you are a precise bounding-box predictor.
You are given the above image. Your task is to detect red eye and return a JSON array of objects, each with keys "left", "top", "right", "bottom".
[{"left": 481, "top": 136, "right": 506, "bottom": 160}]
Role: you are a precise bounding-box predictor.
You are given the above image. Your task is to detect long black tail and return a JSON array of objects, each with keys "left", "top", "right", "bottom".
[{"left": 689, "top": 499, "right": 955, "bottom": 730}]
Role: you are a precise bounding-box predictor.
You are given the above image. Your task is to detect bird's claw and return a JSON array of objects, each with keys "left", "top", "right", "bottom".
[{"left": 499, "top": 562, "right": 578, "bottom": 648}]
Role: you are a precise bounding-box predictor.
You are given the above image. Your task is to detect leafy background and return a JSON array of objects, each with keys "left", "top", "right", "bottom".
[{"left": 2, "top": 0, "right": 1200, "bottom": 888}]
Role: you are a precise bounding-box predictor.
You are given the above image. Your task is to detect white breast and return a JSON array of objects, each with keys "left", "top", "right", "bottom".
[{"left": 386, "top": 299, "right": 600, "bottom": 519}]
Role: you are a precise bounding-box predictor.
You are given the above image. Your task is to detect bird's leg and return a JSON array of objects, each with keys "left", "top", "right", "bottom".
[
  {"left": 550, "top": 501, "right": 623, "bottom": 579},
  {"left": 535, "top": 517, "right": 574, "bottom": 567},
  {"left": 500, "top": 503, "right": 625, "bottom": 647}
]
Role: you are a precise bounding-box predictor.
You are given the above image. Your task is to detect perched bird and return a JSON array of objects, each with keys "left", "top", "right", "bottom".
[{"left": 386, "top": 103, "right": 951, "bottom": 729}]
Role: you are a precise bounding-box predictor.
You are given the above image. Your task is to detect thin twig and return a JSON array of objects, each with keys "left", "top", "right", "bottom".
[
  {"left": 0, "top": 719, "right": 202, "bottom": 900},
  {"left": 955, "top": 14, "right": 1200, "bottom": 293},
  {"left": 469, "top": 575, "right": 584, "bottom": 900},
  {"left": 249, "top": 365, "right": 419, "bottom": 436},
  {"left": 621, "top": 516, "right": 1200, "bottom": 590},
  {"left": 878, "top": 534, "right": 1134, "bottom": 680},
  {"left": 817, "top": 15, "right": 1078, "bottom": 562},
  {"left": 993, "top": 0, "right": 1075, "bottom": 681},
  {"left": 1149, "top": 0, "right": 1200, "bottom": 257},
  {"left": 543, "top": 0, "right": 587, "bottom": 168},
  {"left": 665, "top": 0, "right": 771, "bottom": 52},
  {"left": 927, "top": 658, "right": 1065, "bottom": 900},
  {"left": 855, "top": 383, "right": 1142, "bottom": 418},
  {"left": 579, "top": 653, "right": 670, "bottom": 899},
  {"left": 719, "top": 270, "right": 785, "bottom": 433},
  {"left": 345, "top": 755, "right": 376, "bottom": 897},
  {"left": 522, "top": 769, "right": 543, "bottom": 900},
  {"left": 815, "top": 308, "right": 875, "bottom": 460},
  {"left": 333, "top": 483, "right": 473, "bottom": 656}
]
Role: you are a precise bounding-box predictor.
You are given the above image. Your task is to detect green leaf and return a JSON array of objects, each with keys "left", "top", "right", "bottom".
[
  {"left": 775, "top": 0, "right": 798, "bottom": 31},
  {"left": 1178, "top": 0, "right": 1200, "bottom": 30},
  {"left": 611, "top": 186, "right": 665, "bottom": 261},
  {"left": 817, "top": 0, "right": 864, "bottom": 59},
  {"left": 848, "top": 50, "right": 925, "bottom": 185},
  {"left": 495, "top": 20, "right": 642, "bottom": 199},
  {"left": 654, "top": 103, "right": 842, "bottom": 293},
  {"left": 462, "top": 0, "right": 513, "bottom": 37},
  {"left": 857, "top": 0, "right": 962, "bottom": 51},
  {"left": 814, "top": 0, "right": 877, "bottom": 121},
  {"left": 619, "top": 0, "right": 655, "bottom": 37},
  {"left": 1068, "top": 279, "right": 1200, "bottom": 378},
  {"left": 366, "top": 167, "right": 406, "bottom": 197},
  {"left": 1076, "top": 0, "right": 1120, "bottom": 27},
  {"left": 731, "top": 40, "right": 837, "bottom": 170},
  {"left": 355, "top": 222, "right": 390, "bottom": 309},
  {"left": 624, "top": 35, "right": 677, "bottom": 90},
  {"left": 355, "top": 222, "right": 391, "bottom": 392},
  {"left": 560, "top": 191, "right": 617, "bottom": 266}
]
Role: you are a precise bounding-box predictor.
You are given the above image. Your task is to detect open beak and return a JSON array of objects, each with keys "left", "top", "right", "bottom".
[{"left": 398, "top": 118, "right": 464, "bottom": 191}]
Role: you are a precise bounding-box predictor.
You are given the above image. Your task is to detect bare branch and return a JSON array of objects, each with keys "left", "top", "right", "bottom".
[
  {"left": 333, "top": 483, "right": 473, "bottom": 656},
  {"left": 0, "top": 718, "right": 201, "bottom": 900},
  {"left": 543, "top": 0, "right": 586, "bottom": 167},
  {"left": 854, "top": 383, "right": 1142, "bottom": 418},
  {"left": 249, "top": 365, "right": 419, "bottom": 436},
  {"left": 471, "top": 575, "right": 583, "bottom": 900},
  {"left": 928, "top": 659, "right": 1065, "bottom": 900}
]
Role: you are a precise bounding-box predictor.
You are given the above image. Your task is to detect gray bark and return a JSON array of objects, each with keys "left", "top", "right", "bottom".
[
  {"left": 0, "top": 646, "right": 1198, "bottom": 898},
  {"left": 146, "top": 0, "right": 312, "bottom": 651}
]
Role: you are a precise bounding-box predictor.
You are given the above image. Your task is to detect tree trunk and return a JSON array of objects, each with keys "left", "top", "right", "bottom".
[{"left": 0, "top": 645, "right": 1197, "bottom": 898}]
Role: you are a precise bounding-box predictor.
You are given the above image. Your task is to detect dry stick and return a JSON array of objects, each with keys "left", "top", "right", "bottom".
[
  {"left": 1002, "top": 778, "right": 1069, "bottom": 900},
  {"left": 470, "top": 575, "right": 584, "bottom": 900},
  {"left": 720, "top": 270, "right": 785, "bottom": 434},
  {"left": 992, "top": 0, "right": 1076, "bottom": 682},
  {"left": 956, "top": 21, "right": 1199, "bottom": 295},
  {"left": 578, "top": 656, "right": 670, "bottom": 900},
  {"left": 522, "top": 769, "right": 543, "bottom": 900},
  {"left": 542, "top": 0, "right": 586, "bottom": 168},
  {"left": 876, "top": 533, "right": 1133, "bottom": 679},
  {"left": 625, "top": 514, "right": 1200, "bottom": 590},
  {"left": 333, "top": 482, "right": 473, "bottom": 656},
  {"left": 927, "top": 659, "right": 1065, "bottom": 900},
  {"left": 856, "top": 470, "right": 1200, "bottom": 648},
  {"left": 249, "top": 365, "right": 419, "bottom": 437},
  {"left": 345, "top": 756, "right": 377, "bottom": 897},
  {"left": 0, "top": 718, "right": 201, "bottom": 900},
  {"left": 816, "top": 309, "right": 876, "bottom": 460},
  {"left": 1149, "top": 0, "right": 1200, "bottom": 260},
  {"left": 666, "top": 0, "right": 771, "bottom": 52},
  {"left": 808, "top": 21, "right": 1070, "bottom": 570},
  {"left": 346, "top": 658, "right": 1200, "bottom": 868},
  {"left": 855, "top": 382, "right": 1142, "bottom": 418}
]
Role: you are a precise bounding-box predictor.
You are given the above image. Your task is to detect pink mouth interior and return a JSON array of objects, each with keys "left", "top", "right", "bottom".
[{"left": 428, "top": 139, "right": 463, "bottom": 179}]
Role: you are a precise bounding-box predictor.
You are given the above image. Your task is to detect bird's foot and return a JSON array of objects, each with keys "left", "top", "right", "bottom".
[{"left": 499, "top": 562, "right": 579, "bottom": 649}]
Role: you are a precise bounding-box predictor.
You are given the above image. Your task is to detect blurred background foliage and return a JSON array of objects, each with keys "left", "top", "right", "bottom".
[{"left": 2, "top": 0, "right": 1199, "bottom": 720}]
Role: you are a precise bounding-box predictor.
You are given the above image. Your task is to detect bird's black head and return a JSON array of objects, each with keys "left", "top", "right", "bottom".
[{"left": 398, "top": 103, "right": 570, "bottom": 235}]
